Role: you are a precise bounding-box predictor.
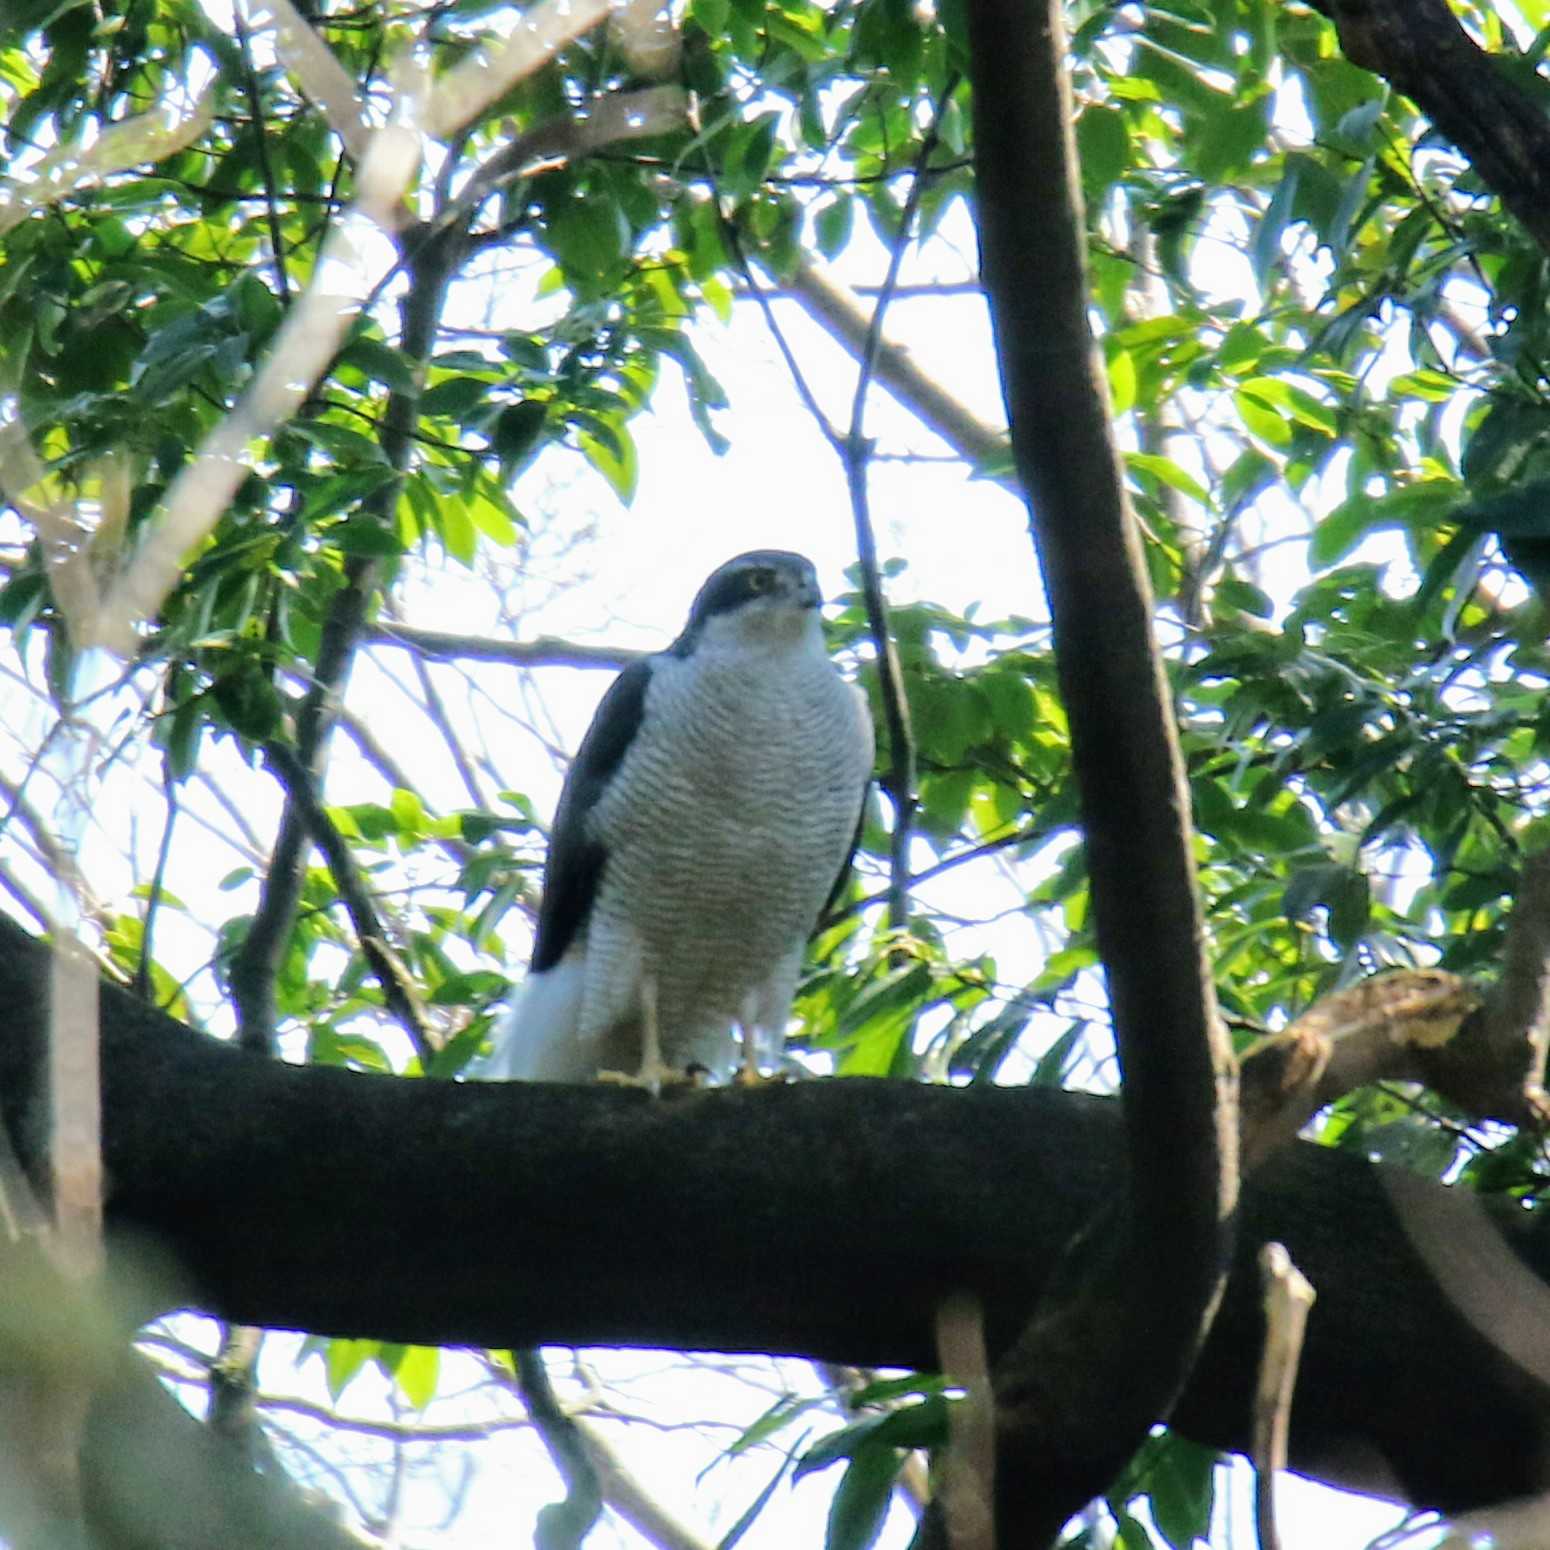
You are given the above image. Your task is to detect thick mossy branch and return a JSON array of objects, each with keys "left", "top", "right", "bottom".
[{"left": 1, "top": 912, "right": 1548, "bottom": 1516}]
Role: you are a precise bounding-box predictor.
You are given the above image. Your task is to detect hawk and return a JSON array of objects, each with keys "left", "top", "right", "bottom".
[{"left": 478, "top": 549, "right": 875, "bottom": 1084}]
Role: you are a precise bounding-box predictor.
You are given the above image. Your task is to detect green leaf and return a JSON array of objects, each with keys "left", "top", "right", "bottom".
[
  {"left": 1284, "top": 862, "right": 1370, "bottom": 949},
  {"left": 1388, "top": 369, "right": 1457, "bottom": 403},
  {"left": 1108, "top": 347, "right": 1137, "bottom": 415},
  {"left": 719, "top": 1395, "right": 829, "bottom": 1466},
  {"left": 1192, "top": 92, "right": 1270, "bottom": 181},
  {"left": 381, "top": 1343, "right": 440, "bottom": 1411},
  {"left": 330, "top": 515, "right": 405, "bottom": 557},
  {"left": 717, "top": 1450, "right": 800, "bottom": 1550},
  {"left": 211, "top": 667, "right": 282, "bottom": 742},
  {"left": 1214, "top": 576, "right": 1273, "bottom": 618},
  {"left": 161, "top": 695, "right": 205, "bottom": 782},
  {"left": 1233, "top": 385, "right": 1292, "bottom": 448},
  {"left": 390, "top": 787, "right": 425, "bottom": 836},
  {"left": 815, "top": 195, "right": 854, "bottom": 260},
  {"left": 1414, "top": 526, "right": 1487, "bottom": 620},
  {"left": 420, "top": 375, "right": 492, "bottom": 419},
  {"left": 1076, "top": 104, "right": 1129, "bottom": 193},
  {"left": 0, "top": 569, "right": 46, "bottom": 632},
  {"left": 1310, "top": 480, "right": 1461, "bottom": 567},
  {"left": 1029, "top": 1020, "right": 1086, "bottom": 1087},
  {"left": 546, "top": 197, "right": 631, "bottom": 284},
  {"left": 1217, "top": 322, "right": 1266, "bottom": 375},
  {"left": 1250, "top": 156, "right": 1299, "bottom": 286},
  {"left": 340, "top": 336, "right": 418, "bottom": 393},
  {"left": 691, "top": 0, "right": 730, "bottom": 33},
  {"left": 1236, "top": 376, "right": 1336, "bottom": 436},
  {"left": 823, "top": 1442, "right": 898, "bottom": 1550},
  {"left": 1126, "top": 451, "right": 1210, "bottom": 506},
  {"left": 1143, "top": 1435, "right": 1218, "bottom": 1550},
  {"left": 981, "top": 670, "right": 1037, "bottom": 741},
  {"left": 740, "top": 110, "right": 782, "bottom": 192},
  {"left": 798, "top": 1399, "right": 949, "bottom": 1478},
  {"left": 493, "top": 400, "right": 548, "bottom": 466},
  {"left": 438, "top": 493, "right": 479, "bottom": 566},
  {"left": 133, "top": 340, "right": 220, "bottom": 404},
  {"left": 323, "top": 1337, "right": 378, "bottom": 1402},
  {"left": 577, "top": 422, "right": 639, "bottom": 504},
  {"left": 464, "top": 479, "right": 522, "bottom": 546},
  {"left": 1114, "top": 1509, "right": 1159, "bottom": 1549}
]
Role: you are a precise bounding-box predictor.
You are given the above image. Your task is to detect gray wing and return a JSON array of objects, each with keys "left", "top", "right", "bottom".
[
  {"left": 818, "top": 787, "right": 870, "bottom": 926},
  {"left": 530, "top": 657, "right": 655, "bottom": 973}
]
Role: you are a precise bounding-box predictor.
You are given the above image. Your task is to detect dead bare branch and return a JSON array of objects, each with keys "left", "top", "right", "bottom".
[{"left": 1252, "top": 1244, "right": 1315, "bottom": 1550}]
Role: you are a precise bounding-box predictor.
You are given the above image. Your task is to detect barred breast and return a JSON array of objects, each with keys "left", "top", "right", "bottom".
[{"left": 579, "top": 641, "right": 873, "bottom": 1071}]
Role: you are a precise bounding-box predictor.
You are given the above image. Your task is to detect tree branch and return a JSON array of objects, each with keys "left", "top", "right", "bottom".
[
  {"left": 513, "top": 1349, "right": 603, "bottom": 1550},
  {"left": 843, "top": 85, "right": 954, "bottom": 931},
  {"left": 232, "top": 0, "right": 293, "bottom": 307},
  {"left": 774, "top": 255, "right": 1012, "bottom": 485},
  {"left": 1432, "top": 845, "right": 1550, "bottom": 1126},
  {"left": 0, "top": 1230, "right": 364, "bottom": 1550},
  {"left": 963, "top": 0, "right": 1238, "bottom": 1538},
  {"left": 1252, "top": 1244, "right": 1316, "bottom": 1550},
  {"left": 84, "top": 1341, "right": 369, "bottom": 1550},
  {"left": 228, "top": 228, "right": 463, "bottom": 1053},
  {"left": 366, "top": 622, "right": 638, "bottom": 672},
  {"left": 1240, "top": 848, "right": 1550, "bottom": 1171},
  {"left": 572, "top": 1418, "right": 715, "bottom": 1550},
  {"left": 0, "top": 911, "right": 1545, "bottom": 1519},
  {"left": 1310, "top": 0, "right": 1550, "bottom": 256},
  {"left": 262, "top": 741, "right": 437, "bottom": 1067}
]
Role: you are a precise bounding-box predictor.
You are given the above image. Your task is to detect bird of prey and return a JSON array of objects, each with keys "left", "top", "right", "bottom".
[{"left": 477, "top": 549, "right": 875, "bottom": 1085}]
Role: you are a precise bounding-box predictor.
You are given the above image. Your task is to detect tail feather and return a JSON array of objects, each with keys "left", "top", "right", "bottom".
[{"left": 465, "top": 958, "right": 588, "bottom": 1081}]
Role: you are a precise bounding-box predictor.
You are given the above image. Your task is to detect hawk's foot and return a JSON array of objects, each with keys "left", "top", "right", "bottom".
[
  {"left": 597, "top": 1059, "right": 701, "bottom": 1096},
  {"left": 732, "top": 1057, "right": 788, "bottom": 1089}
]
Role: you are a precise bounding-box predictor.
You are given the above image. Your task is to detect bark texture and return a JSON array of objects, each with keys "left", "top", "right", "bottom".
[
  {"left": 1313, "top": 0, "right": 1550, "bottom": 256},
  {"left": 1, "top": 913, "right": 1547, "bottom": 1517}
]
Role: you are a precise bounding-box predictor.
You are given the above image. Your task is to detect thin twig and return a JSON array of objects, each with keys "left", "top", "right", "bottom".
[
  {"left": 190, "top": 769, "right": 267, "bottom": 859},
  {"left": 513, "top": 1349, "right": 603, "bottom": 1550},
  {"left": 263, "top": 740, "right": 437, "bottom": 1066},
  {"left": 823, "top": 821, "right": 1039, "bottom": 928},
  {"left": 842, "top": 81, "right": 959, "bottom": 928},
  {"left": 318, "top": 689, "right": 473, "bottom": 867},
  {"left": 233, "top": 0, "right": 292, "bottom": 305},
  {"left": 722, "top": 231, "right": 842, "bottom": 449},
  {"left": 0, "top": 763, "right": 113, "bottom": 931},
  {"left": 134, "top": 764, "right": 179, "bottom": 1003},
  {"left": 404, "top": 646, "right": 489, "bottom": 809}
]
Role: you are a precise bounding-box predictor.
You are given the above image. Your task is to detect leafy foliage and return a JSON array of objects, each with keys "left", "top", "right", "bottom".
[{"left": 3, "top": 0, "right": 1549, "bottom": 1542}]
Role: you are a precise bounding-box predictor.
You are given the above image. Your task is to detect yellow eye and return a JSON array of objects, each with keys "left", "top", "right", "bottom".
[{"left": 746, "top": 570, "right": 773, "bottom": 594}]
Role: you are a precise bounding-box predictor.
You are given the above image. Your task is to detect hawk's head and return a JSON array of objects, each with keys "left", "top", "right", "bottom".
[{"left": 675, "top": 550, "right": 824, "bottom": 654}]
